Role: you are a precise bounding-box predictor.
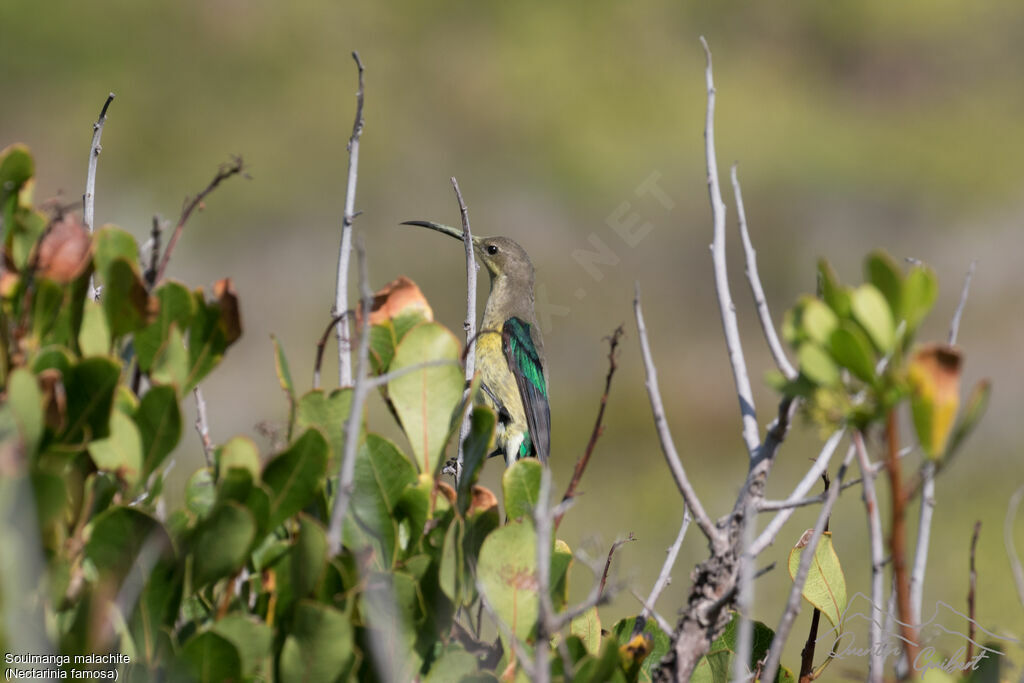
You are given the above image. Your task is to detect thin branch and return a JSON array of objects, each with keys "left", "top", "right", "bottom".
[
  {"left": 155, "top": 156, "right": 246, "bottom": 284},
  {"left": 599, "top": 532, "right": 636, "bottom": 598},
  {"left": 730, "top": 164, "right": 796, "bottom": 380},
  {"left": 1005, "top": 484, "right": 1024, "bottom": 608},
  {"left": 909, "top": 462, "right": 935, "bottom": 624},
  {"left": 630, "top": 590, "right": 674, "bottom": 635},
  {"left": 761, "top": 444, "right": 857, "bottom": 683},
  {"left": 699, "top": 37, "right": 760, "bottom": 460},
  {"left": 758, "top": 477, "right": 862, "bottom": 511},
  {"left": 885, "top": 410, "right": 919, "bottom": 667},
  {"left": 634, "top": 285, "right": 720, "bottom": 545},
  {"left": 948, "top": 260, "right": 976, "bottom": 345},
  {"left": 966, "top": 520, "right": 982, "bottom": 664},
  {"left": 83, "top": 92, "right": 114, "bottom": 301},
  {"left": 364, "top": 359, "right": 461, "bottom": 390},
  {"left": 732, "top": 498, "right": 757, "bottom": 683},
  {"left": 555, "top": 325, "right": 624, "bottom": 530},
  {"left": 535, "top": 468, "right": 554, "bottom": 683},
  {"left": 641, "top": 506, "right": 690, "bottom": 629},
  {"left": 451, "top": 177, "right": 477, "bottom": 485},
  {"left": 334, "top": 51, "right": 366, "bottom": 388},
  {"left": 853, "top": 431, "right": 885, "bottom": 683},
  {"left": 907, "top": 261, "right": 978, "bottom": 624},
  {"left": 327, "top": 241, "right": 372, "bottom": 556},
  {"left": 193, "top": 387, "right": 214, "bottom": 468},
  {"left": 749, "top": 431, "right": 846, "bottom": 556},
  {"left": 314, "top": 312, "right": 350, "bottom": 390},
  {"left": 144, "top": 215, "right": 163, "bottom": 289}
]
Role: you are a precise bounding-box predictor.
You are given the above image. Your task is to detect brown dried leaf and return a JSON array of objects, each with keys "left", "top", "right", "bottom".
[
  {"left": 213, "top": 277, "right": 242, "bottom": 345},
  {"left": 37, "top": 214, "right": 91, "bottom": 283},
  {"left": 366, "top": 276, "right": 433, "bottom": 326},
  {"left": 468, "top": 484, "right": 498, "bottom": 516}
]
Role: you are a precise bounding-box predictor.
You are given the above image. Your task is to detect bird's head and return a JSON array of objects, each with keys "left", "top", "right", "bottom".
[{"left": 402, "top": 221, "right": 534, "bottom": 284}]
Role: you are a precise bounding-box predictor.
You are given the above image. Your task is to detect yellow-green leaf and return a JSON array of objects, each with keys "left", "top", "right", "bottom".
[
  {"left": 908, "top": 344, "right": 962, "bottom": 459},
  {"left": 787, "top": 530, "right": 847, "bottom": 628}
]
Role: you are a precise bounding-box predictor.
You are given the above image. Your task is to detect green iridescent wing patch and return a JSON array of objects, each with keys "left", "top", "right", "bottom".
[{"left": 502, "top": 317, "right": 550, "bottom": 462}]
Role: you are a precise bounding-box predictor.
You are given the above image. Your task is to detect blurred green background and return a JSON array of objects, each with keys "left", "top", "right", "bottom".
[{"left": 4, "top": 0, "right": 1023, "bottom": 675}]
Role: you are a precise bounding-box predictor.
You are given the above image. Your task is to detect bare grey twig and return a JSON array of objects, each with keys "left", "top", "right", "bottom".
[
  {"left": 1006, "top": 484, "right": 1024, "bottom": 608},
  {"left": 948, "top": 260, "right": 976, "bottom": 346},
  {"left": 749, "top": 432, "right": 846, "bottom": 556},
  {"left": 853, "top": 431, "right": 885, "bottom": 682},
  {"left": 699, "top": 37, "right": 760, "bottom": 460},
  {"left": 451, "top": 177, "right": 477, "bottom": 484},
  {"left": 193, "top": 386, "right": 214, "bottom": 467},
  {"left": 730, "top": 164, "right": 796, "bottom": 381},
  {"left": 641, "top": 506, "right": 690, "bottom": 628},
  {"left": 334, "top": 51, "right": 366, "bottom": 388},
  {"left": 760, "top": 445, "right": 857, "bottom": 683},
  {"left": 84, "top": 92, "right": 114, "bottom": 300},
  {"left": 634, "top": 285, "right": 720, "bottom": 545},
  {"left": 327, "top": 241, "right": 372, "bottom": 555}
]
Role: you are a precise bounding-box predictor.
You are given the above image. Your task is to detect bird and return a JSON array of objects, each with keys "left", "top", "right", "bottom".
[{"left": 402, "top": 220, "right": 550, "bottom": 466}]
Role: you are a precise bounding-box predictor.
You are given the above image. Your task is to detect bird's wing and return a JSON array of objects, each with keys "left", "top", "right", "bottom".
[{"left": 502, "top": 317, "right": 551, "bottom": 462}]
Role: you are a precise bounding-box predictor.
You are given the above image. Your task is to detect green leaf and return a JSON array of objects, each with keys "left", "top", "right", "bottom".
[
  {"left": 293, "top": 514, "right": 327, "bottom": 598},
  {"left": 801, "top": 298, "right": 839, "bottom": 346},
  {"left": 58, "top": 357, "right": 119, "bottom": 446},
  {"left": 128, "top": 558, "right": 181, "bottom": 667},
  {"left": 575, "top": 634, "right": 624, "bottom": 683},
  {"left": 797, "top": 343, "right": 840, "bottom": 387},
  {"left": 0, "top": 144, "right": 34, "bottom": 199},
  {"left": 502, "top": 458, "right": 542, "bottom": 521},
  {"left": 425, "top": 644, "right": 479, "bottom": 683},
  {"left": 78, "top": 300, "right": 111, "bottom": 356},
  {"left": 210, "top": 614, "right": 272, "bottom": 678},
  {"left": 150, "top": 325, "right": 189, "bottom": 389},
  {"left": 262, "top": 428, "right": 328, "bottom": 530},
  {"left": 279, "top": 600, "right": 355, "bottom": 683},
  {"left": 477, "top": 518, "right": 538, "bottom": 643},
  {"left": 551, "top": 539, "right": 573, "bottom": 612},
  {"left": 944, "top": 379, "right": 990, "bottom": 461},
  {"left": 817, "top": 259, "right": 850, "bottom": 318},
  {"left": 7, "top": 368, "right": 43, "bottom": 457},
  {"left": 135, "top": 282, "right": 195, "bottom": 371},
  {"left": 851, "top": 284, "right": 895, "bottom": 353},
  {"left": 272, "top": 335, "right": 296, "bottom": 436},
  {"left": 571, "top": 606, "right": 602, "bottom": 654},
  {"left": 216, "top": 435, "right": 261, "bottom": 480},
  {"left": 134, "top": 384, "right": 182, "bottom": 478},
  {"left": 191, "top": 501, "right": 256, "bottom": 587},
  {"left": 295, "top": 388, "right": 354, "bottom": 477},
  {"left": 458, "top": 405, "right": 496, "bottom": 514},
  {"left": 102, "top": 257, "right": 150, "bottom": 338},
  {"left": 185, "top": 286, "right": 242, "bottom": 392},
  {"left": 85, "top": 507, "right": 172, "bottom": 587},
  {"left": 32, "top": 279, "right": 64, "bottom": 341},
  {"left": 828, "top": 322, "right": 877, "bottom": 384},
  {"left": 388, "top": 322, "right": 463, "bottom": 473},
  {"left": 88, "top": 409, "right": 144, "bottom": 486},
  {"left": 185, "top": 468, "right": 216, "bottom": 517},
  {"left": 344, "top": 433, "right": 417, "bottom": 567},
  {"left": 787, "top": 530, "right": 847, "bottom": 628},
  {"left": 691, "top": 612, "right": 790, "bottom": 683},
  {"left": 93, "top": 226, "right": 140, "bottom": 278},
  {"left": 865, "top": 250, "right": 903, "bottom": 319},
  {"left": 177, "top": 631, "right": 242, "bottom": 683},
  {"left": 439, "top": 517, "right": 467, "bottom": 605},
  {"left": 902, "top": 265, "right": 938, "bottom": 334}
]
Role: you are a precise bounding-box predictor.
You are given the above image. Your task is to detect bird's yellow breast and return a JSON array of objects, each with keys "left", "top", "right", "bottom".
[{"left": 475, "top": 329, "right": 526, "bottom": 431}]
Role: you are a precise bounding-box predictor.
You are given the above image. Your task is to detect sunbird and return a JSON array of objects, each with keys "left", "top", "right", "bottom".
[{"left": 402, "top": 220, "right": 550, "bottom": 466}]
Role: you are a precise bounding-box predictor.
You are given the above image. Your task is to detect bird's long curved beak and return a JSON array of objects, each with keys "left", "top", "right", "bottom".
[{"left": 401, "top": 220, "right": 467, "bottom": 241}]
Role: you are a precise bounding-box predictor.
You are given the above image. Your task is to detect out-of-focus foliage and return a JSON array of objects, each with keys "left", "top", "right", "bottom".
[{"left": 2, "top": 145, "right": 704, "bottom": 681}]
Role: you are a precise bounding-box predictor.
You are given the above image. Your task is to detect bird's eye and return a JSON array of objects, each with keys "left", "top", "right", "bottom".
[{"left": 486, "top": 245, "right": 499, "bottom": 255}]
